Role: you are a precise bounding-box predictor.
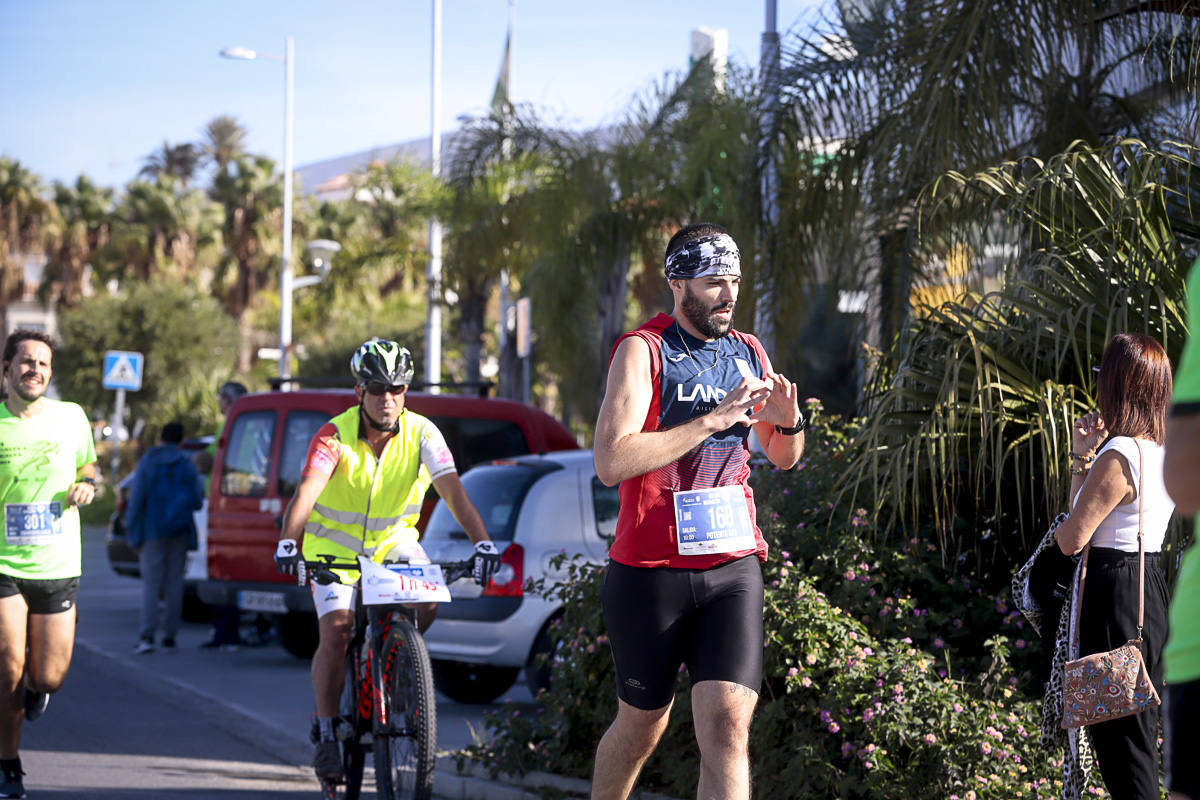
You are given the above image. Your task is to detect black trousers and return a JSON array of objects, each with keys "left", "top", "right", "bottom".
[{"left": 1078, "top": 548, "right": 1169, "bottom": 800}]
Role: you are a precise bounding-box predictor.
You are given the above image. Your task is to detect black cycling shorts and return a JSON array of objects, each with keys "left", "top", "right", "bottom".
[
  {"left": 1166, "top": 678, "right": 1200, "bottom": 799},
  {"left": 0, "top": 574, "right": 79, "bottom": 614},
  {"left": 600, "top": 555, "right": 764, "bottom": 710}
]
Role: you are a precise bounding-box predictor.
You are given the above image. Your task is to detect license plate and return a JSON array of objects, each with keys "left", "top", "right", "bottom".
[{"left": 237, "top": 590, "right": 288, "bottom": 613}]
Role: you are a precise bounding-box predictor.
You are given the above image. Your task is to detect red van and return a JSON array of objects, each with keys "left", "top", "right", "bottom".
[{"left": 196, "top": 388, "right": 580, "bottom": 656}]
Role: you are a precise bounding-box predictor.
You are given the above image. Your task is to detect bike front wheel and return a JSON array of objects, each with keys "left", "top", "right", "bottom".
[{"left": 373, "top": 618, "right": 437, "bottom": 800}]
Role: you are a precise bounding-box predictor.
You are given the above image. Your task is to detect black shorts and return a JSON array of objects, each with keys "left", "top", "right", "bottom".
[
  {"left": 1166, "top": 678, "right": 1200, "bottom": 799},
  {"left": 600, "top": 555, "right": 764, "bottom": 710},
  {"left": 0, "top": 574, "right": 79, "bottom": 614}
]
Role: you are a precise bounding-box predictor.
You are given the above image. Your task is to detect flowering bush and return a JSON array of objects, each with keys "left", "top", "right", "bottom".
[{"left": 460, "top": 405, "right": 1097, "bottom": 798}]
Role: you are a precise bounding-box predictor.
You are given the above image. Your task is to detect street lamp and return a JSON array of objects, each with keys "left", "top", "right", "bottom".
[{"left": 220, "top": 37, "right": 296, "bottom": 386}]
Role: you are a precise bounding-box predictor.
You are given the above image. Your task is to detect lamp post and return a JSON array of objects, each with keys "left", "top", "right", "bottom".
[{"left": 220, "top": 37, "right": 296, "bottom": 385}]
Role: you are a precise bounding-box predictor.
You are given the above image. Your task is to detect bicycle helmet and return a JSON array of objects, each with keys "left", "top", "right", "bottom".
[{"left": 350, "top": 339, "right": 414, "bottom": 387}]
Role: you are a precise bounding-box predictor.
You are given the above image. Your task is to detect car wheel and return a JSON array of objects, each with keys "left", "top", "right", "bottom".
[
  {"left": 276, "top": 611, "right": 319, "bottom": 659},
  {"left": 524, "top": 617, "right": 561, "bottom": 698},
  {"left": 431, "top": 659, "right": 519, "bottom": 704}
]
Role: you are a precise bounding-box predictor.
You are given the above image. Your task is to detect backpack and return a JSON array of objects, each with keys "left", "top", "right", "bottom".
[{"left": 151, "top": 456, "right": 203, "bottom": 540}]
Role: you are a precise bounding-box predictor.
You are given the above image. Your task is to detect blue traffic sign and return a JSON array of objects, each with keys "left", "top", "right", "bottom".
[{"left": 102, "top": 350, "right": 144, "bottom": 391}]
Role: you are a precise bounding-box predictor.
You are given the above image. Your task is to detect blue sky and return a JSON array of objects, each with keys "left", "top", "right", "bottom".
[{"left": 2, "top": 0, "right": 824, "bottom": 190}]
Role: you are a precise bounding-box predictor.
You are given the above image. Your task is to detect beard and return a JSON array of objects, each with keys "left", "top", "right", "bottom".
[
  {"left": 681, "top": 284, "right": 735, "bottom": 339},
  {"left": 8, "top": 371, "right": 47, "bottom": 403}
]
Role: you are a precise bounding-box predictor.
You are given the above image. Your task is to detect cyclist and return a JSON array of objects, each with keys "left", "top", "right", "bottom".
[{"left": 273, "top": 338, "right": 501, "bottom": 783}]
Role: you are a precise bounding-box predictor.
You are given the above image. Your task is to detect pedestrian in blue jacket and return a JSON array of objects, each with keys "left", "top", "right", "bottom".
[{"left": 126, "top": 421, "right": 204, "bottom": 653}]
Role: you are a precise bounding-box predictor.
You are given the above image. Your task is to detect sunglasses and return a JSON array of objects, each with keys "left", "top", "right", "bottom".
[{"left": 363, "top": 382, "right": 407, "bottom": 397}]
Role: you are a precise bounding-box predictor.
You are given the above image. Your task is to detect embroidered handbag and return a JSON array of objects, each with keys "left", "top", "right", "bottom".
[{"left": 1061, "top": 439, "right": 1162, "bottom": 729}]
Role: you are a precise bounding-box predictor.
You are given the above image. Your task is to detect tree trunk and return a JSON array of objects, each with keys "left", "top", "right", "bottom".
[{"left": 595, "top": 233, "right": 632, "bottom": 404}]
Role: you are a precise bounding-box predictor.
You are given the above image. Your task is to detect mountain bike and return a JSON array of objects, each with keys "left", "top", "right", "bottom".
[{"left": 300, "top": 553, "right": 472, "bottom": 800}]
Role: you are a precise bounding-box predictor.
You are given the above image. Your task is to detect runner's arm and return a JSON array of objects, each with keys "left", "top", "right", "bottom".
[
  {"left": 66, "top": 462, "right": 98, "bottom": 507},
  {"left": 748, "top": 352, "right": 804, "bottom": 470},
  {"left": 593, "top": 335, "right": 771, "bottom": 486}
]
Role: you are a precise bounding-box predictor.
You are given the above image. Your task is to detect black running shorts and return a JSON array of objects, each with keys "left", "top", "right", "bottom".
[
  {"left": 600, "top": 555, "right": 764, "bottom": 710},
  {"left": 0, "top": 573, "right": 79, "bottom": 614}
]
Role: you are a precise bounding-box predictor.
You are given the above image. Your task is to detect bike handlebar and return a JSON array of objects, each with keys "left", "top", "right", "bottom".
[{"left": 298, "top": 555, "right": 474, "bottom": 588}]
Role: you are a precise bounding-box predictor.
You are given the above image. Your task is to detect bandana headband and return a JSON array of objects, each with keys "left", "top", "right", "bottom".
[{"left": 664, "top": 233, "right": 742, "bottom": 280}]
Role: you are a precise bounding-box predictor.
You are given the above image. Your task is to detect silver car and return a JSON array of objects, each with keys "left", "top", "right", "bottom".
[{"left": 421, "top": 449, "right": 616, "bottom": 703}]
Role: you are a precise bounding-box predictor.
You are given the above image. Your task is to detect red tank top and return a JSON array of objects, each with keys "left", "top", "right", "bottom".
[{"left": 608, "top": 313, "right": 769, "bottom": 569}]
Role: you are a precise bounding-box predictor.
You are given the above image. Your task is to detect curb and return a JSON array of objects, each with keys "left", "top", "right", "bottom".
[{"left": 434, "top": 759, "right": 683, "bottom": 800}]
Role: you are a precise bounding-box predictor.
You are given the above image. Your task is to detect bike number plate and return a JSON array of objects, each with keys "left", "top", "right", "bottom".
[
  {"left": 5, "top": 502, "right": 64, "bottom": 545},
  {"left": 673, "top": 485, "right": 755, "bottom": 556},
  {"left": 358, "top": 556, "right": 451, "bottom": 604}
]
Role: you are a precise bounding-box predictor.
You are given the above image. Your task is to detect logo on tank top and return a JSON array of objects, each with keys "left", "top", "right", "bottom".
[{"left": 676, "top": 384, "right": 727, "bottom": 404}]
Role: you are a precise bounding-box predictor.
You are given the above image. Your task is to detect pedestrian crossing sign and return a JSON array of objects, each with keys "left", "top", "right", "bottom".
[{"left": 102, "top": 350, "right": 144, "bottom": 391}]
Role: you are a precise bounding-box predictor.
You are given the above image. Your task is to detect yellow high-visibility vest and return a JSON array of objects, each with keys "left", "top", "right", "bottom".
[{"left": 301, "top": 406, "right": 432, "bottom": 574}]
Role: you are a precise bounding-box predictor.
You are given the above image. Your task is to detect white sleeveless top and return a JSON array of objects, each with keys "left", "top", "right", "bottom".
[{"left": 1071, "top": 436, "right": 1173, "bottom": 552}]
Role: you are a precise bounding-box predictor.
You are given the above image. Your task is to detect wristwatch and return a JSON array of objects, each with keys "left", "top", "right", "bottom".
[{"left": 774, "top": 413, "right": 808, "bottom": 436}]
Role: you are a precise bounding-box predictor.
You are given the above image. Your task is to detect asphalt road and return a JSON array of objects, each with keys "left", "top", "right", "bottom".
[{"left": 16, "top": 526, "right": 533, "bottom": 799}]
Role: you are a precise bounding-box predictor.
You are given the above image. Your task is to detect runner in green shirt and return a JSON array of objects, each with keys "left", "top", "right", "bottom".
[
  {"left": 1163, "top": 259, "right": 1200, "bottom": 800},
  {"left": 0, "top": 329, "right": 97, "bottom": 799}
]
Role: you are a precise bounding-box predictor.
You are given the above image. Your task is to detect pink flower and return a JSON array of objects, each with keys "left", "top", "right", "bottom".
[
  {"left": 787, "top": 667, "right": 799, "bottom": 677},
  {"left": 828, "top": 722, "right": 840, "bottom": 733},
  {"left": 862, "top": 708, "right": 875, "bottom": 722},
  {"left": 980, "top": 742, "right": 993, "bottom": 755},
  {"left": 923, "top": 733, "right": 937, "bottom": 744},
  {"left": 801, "top": 677, "right": 812, "bottom": 687}
]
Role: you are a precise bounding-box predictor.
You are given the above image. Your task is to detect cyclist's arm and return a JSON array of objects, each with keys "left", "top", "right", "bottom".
[
  {"left": 430, "top": 473, "right": 491, "bottom": 546},
  {"left": 280, "top": 424, "right": 340, "bottom": 547}
]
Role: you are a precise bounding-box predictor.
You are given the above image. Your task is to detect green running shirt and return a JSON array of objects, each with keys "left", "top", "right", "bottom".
[
  {"left": 0, "top": 399, "right": 97, "bottom": 580},
  {"left": 1167, "top": 258, "right": 1200, "bottom": 683}
]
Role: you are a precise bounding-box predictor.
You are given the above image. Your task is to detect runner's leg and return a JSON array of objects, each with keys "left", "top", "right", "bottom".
[
  {"left": 0, "top": 595, "right": 27, "bottom": 759},
  {"left": 691, "top": 680, "right": 757, "bottom": 800},
  {"left": 24, "top": 608, "right": 76, "bottom": 693},
  {"left": 591, "top": 698, "right": 673, "bottom": 800}
]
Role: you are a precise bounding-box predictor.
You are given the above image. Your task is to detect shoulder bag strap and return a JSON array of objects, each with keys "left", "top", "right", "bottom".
[{"left": 1135, "top": 439, "right": 1145, "bottom": 641}]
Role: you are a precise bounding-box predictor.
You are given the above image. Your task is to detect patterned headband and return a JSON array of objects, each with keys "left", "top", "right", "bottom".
[{"left": 664, "top": 233, "right": 742, "bottom": 280}]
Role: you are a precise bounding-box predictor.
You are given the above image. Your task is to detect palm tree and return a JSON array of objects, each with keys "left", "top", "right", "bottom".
[
  {"left": 0, "top": 158, "right": 50, "bottom": 312},
  {"left": 768, "top": 1, "right": 1200, "bottom": 575},
  {"left": 139, "top": 141, "right": 202, "bottom": 187},
  {"left": 41, "top": 176, "right": 114, "bottom": 306},
  {"left": 200, "top": 115, "right": 247, "bottom": 174},
  {"left": 103, "top": 175, "right": 220, "bottom": 289},
  {"left": 768, "top": 0, "right": 1196, "bottom": 356},
  {"left": 210, "top": 155, "right": 284, "bottom": 371}
]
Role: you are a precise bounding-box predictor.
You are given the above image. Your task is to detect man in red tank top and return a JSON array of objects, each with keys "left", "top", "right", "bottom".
[{"left": 591, "top": 223, "right": 806, "bottom": 799}]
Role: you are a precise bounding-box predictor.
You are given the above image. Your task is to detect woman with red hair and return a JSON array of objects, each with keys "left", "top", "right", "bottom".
[{"left": 1054, "top": 332, "right": 1175, "bottom": 799}]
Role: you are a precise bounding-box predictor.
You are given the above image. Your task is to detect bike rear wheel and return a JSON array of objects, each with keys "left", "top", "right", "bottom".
[{"left": 373, "top": 618, "right": 437, "bottom": 800}]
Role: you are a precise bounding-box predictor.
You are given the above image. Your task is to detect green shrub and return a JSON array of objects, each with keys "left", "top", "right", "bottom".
[{"left": 460, "top": 405, "right": 1090, "bottom": 798}]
